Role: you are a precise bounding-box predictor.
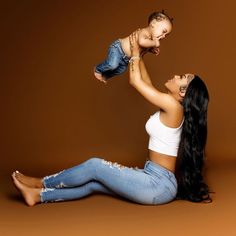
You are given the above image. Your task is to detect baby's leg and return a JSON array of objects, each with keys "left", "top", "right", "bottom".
[
  {"left": 103, "top": 62, "right": 128, "bottom": 79},
  {"left": 94, "top": 42, "right": 122, "bottom": 81},
  {"left": 94, "top": 68, "right": 107, "bottom": 84}
]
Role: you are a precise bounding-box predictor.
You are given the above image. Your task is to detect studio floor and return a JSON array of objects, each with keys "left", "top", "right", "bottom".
[{"left": 1, "top": 159, "right": 235, "bottom": 236}]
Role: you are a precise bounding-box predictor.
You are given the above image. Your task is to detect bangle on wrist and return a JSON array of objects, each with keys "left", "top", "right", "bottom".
[{"left": 129, "top": 56, "right": 140, "bottom": 63}]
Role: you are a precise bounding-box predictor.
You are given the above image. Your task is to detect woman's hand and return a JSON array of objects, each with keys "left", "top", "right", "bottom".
[{"left": 129, "top": 30, "right": 141, "bottom": 57}]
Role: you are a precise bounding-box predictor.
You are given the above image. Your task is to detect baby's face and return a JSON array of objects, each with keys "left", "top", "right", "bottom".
[{"left": 150, "top": 19, "right": 172, "bottom": 40}]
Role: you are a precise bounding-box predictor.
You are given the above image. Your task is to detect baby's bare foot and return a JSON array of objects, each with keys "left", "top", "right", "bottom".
[
  {"left": 11, "top": 173, "right": 41, "bottom": 207},
  {"left": 14, "top": 171, "right": 44, "bottom": 188},
  {"left": 94, "top": 69, "right": 107, "bottom": 84}
]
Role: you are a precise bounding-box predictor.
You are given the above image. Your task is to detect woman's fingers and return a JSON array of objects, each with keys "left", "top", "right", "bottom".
[
  {"left": 130, "top": 30, "right": 138, "bottom": 40},
  {"left": 130, "top": 33, "right": 136, "bottom": 45},
  {"left": 131, "top": 32, "right": 138, "bottom": 45},
  {"left": 129, "top": 30, "right": 141, "bottom": 55},
  {"left": 132, "top": 30, "right": 139, "bottom": 41},
  {"left": 129, "top": 35, "right": 133, "bottom": 48}
]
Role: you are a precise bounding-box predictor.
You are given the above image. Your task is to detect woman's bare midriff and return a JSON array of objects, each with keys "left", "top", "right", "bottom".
[{"left": 148, "top": 150, "right": 176, "bottom": 173}]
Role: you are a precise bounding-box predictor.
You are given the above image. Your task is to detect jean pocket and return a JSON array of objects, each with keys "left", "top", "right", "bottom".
[
  {"left": 152, "top": 188, "right": 175, "bottom": 205},
  {"left": 166, "top": 185, "right": 177, "bottom": 198}
]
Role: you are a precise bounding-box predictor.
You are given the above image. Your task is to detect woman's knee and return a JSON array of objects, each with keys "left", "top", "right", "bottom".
[
  {"left": 86, "top": 157, "right": 103, "bottom": 167},
  {"left": 87, "top": 181, "right": 103, "bottom": 192}
]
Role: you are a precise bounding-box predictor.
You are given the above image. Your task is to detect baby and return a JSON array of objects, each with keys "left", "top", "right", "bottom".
[{"left": 94, "top": 11, "right": 173, "bottom": 84}]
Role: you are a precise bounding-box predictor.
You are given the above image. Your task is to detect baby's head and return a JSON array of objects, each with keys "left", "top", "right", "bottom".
[{"left": 148, "top": 11, "right": 173, "bottom": 40}]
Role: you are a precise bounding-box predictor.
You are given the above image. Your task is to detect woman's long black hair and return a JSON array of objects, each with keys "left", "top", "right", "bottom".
[{"left": 175, "top": 75, "right": 213, "bottom": 203}]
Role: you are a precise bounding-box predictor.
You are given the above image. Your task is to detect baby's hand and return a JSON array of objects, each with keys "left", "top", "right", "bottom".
[
  {"left": 154, "top": 38, "right": 160, "bottom": 48},
  {"left": 149, "top": 47, "right": 160, "bottom": 56}
]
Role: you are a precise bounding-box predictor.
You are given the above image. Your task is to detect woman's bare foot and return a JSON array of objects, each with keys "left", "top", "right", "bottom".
[
  {"left": 11, "top": 172, "right": 41, "bottom": 206},
  {"left": 14, "top": 171, "right": 44, "bottom": 188},
  {"left": 94, "top": 69, "right": 107, "bottom": 84}
]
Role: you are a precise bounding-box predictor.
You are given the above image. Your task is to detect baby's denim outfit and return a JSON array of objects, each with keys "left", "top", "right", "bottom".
[
  {"left": 95, "top": 39, "right": 130, "bottom": 80},
  {"left": 40, "top": 157, "right": 177, "bottom": 205}
]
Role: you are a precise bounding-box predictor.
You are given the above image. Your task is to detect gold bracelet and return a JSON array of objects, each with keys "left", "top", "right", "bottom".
[{"left": 129, "top": 56, "right": 140, "bottom": 63}]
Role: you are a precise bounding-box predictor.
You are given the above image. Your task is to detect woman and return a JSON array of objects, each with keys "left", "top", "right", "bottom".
[{"left": 11, "top": 31, "right": 212, "bottom": 206}]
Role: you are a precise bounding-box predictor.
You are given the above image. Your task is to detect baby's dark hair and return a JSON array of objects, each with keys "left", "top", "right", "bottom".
[{"left": 148, "top": 10, "right": 173, "bottom": 25}]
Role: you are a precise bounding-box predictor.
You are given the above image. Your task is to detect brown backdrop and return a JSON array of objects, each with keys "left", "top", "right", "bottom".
[{"left": 1, "top": 0, "right": 236, "bottom": 174}]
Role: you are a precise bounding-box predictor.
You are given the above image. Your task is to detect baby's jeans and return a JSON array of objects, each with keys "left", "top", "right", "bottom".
[
  {"left": 95, "top": 39, "right": 130, "bottom": 80},
  {"left": 40, "top": 158, "right": 177, "bottom": 205}
]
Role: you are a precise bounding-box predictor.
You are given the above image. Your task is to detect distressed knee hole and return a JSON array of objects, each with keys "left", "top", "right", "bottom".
[
  {"left": 54, "top": 199, "right": 64, "bottom": 202},
  {"left": 44, "top": 170, "right": 65, "bottom": 180},
  {"left": 55, "top": 182, "right": 67, "bottom": 188},
  {"left": 101, "top": 159, "right": 128, "bottom": 171},
  {"left": 41, "top": 188, "right": 54, "bottom": 193}
]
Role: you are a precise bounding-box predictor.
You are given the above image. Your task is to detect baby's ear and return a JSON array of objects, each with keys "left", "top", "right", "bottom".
[{"left": 150, "top": 19, "right": 157, "bottom": 27}]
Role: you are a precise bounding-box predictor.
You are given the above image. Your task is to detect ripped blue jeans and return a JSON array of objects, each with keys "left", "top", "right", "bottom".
[
  {"left": 40, "top": 158, "right": 177, "bottom": 205},
  {"left": 95, "top": 39, "right": 130, "bottom": 80}
]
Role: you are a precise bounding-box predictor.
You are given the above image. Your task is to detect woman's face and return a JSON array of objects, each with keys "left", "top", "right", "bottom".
[{"left": 165, "top": 74, "right": 195, "bottom": 98}]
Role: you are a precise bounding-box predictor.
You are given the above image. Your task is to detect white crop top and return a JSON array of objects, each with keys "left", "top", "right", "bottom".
[{"left": 145, "top": 111, "right": 184, "bottom": 157}]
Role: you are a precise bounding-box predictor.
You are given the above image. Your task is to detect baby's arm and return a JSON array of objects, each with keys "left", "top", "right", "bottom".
[{"left": 138, "top": 29, "right": 160, "bottom": 48}]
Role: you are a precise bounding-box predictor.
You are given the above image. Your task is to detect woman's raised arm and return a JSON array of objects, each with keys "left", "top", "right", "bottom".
[
  {"left": 139, "top": 57, "right": 152, "bottom": 85},
  {"left": 128, "top": 31, "right": 176, "bottom": 112}
]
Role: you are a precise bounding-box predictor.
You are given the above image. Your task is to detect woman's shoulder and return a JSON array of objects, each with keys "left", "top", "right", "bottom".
[
  {"left": 161, "top": 93, "right": 183, "bottom": 112},
  {"left": 159, "top": 101, "right": 184, "bottom": 128}
]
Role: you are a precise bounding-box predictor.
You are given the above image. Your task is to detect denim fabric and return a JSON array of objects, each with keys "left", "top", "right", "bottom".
[
  {"left": 40, "top": 158, "right": 177, "bottom": 205},
  {"left": 95, "top": 39, "right": 130, "bottom": 80}
]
